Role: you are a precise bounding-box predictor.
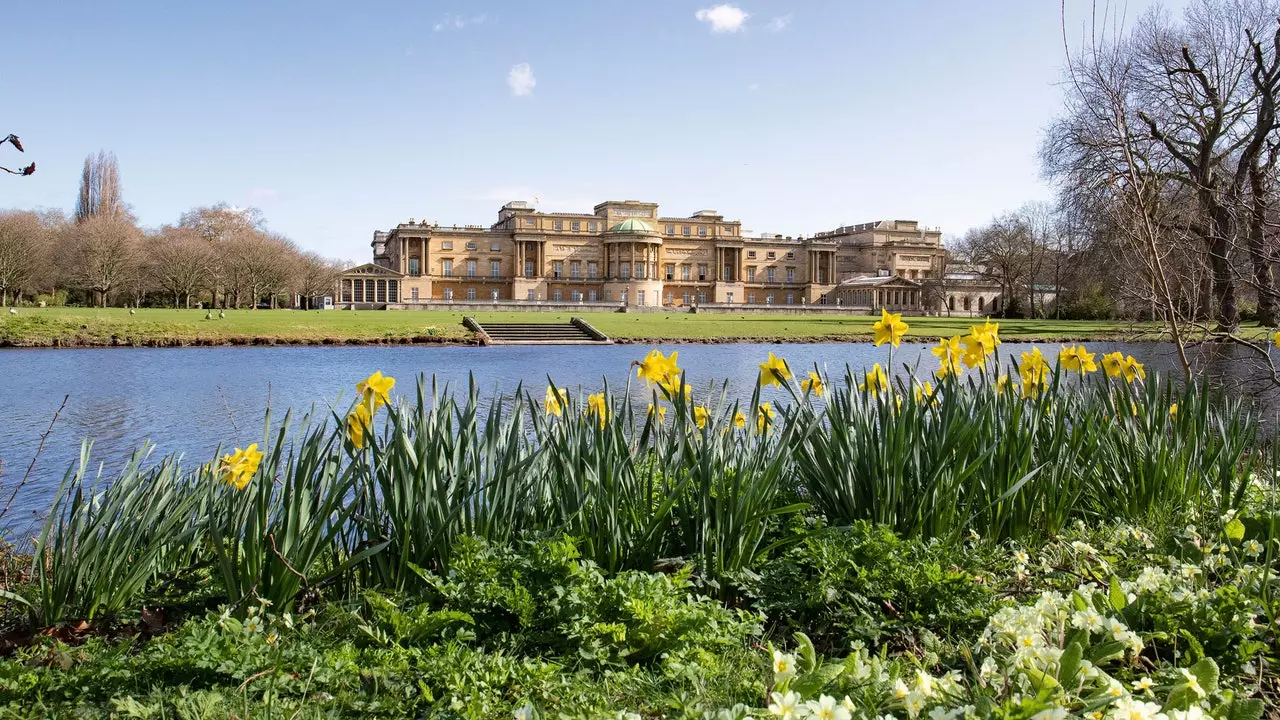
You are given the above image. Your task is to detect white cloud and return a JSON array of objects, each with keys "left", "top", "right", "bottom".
[
  {"left": 695, "top": 4, "right": 749, "bottom": 33},
  {"left": 433, "top": 13, "right": 488, "bottom": 32},
  {"left": 747, "top": 82, "right": 760, "bottom": 92},
  {"left": 507, "top": 63, "right": 536, "bottom": 97},
  {"left": 767, "top": 14, "right": 792, "bottom": 31}
]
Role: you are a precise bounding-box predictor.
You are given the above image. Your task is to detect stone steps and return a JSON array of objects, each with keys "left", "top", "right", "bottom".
[{"left": 463, "top": 317, "right": 611, "bottom": 345}]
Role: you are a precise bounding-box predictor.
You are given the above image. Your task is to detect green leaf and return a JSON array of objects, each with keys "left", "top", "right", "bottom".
[
  {"left": 1225, "top": 518, "right": 1245, "bottom": 542},
  {"left": 1224, "top": 698, "right": 1264, "bottom": 720},
  {"left": 790, "top": 663, "right": 845, "bottom": 697},
  {"left": 1108, "top": 576, "right": 1126, "bottom": 611},
  {"left": 1058, "top": 641, "right": 1083, "bottom": 687},
  {"left": 793, "top": 632, "right": 818, "bottom": 674},
  {"left": 1190, "top": 657, "right": 1219, "bottom": 695}
]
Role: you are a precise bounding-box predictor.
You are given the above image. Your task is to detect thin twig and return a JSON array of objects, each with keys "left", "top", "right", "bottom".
[
  {"left": 268, "top": 533, "right": 308, "bottom": 585},
  {"left": 217, "top": 385, "right": 239, "bottom": 433},
  {"left": 2, "top": 394, "right": 69, "bottom": 518}
]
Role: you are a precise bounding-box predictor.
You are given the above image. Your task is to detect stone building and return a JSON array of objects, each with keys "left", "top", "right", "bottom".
[{"left": 336, "top": 200, "right": 946, "bottom": 311}]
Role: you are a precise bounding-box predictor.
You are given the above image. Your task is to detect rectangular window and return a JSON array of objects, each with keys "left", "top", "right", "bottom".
[
  {"left": 570, "top": 261, "right": 580, "bottom": 278},
  {"left": 665, "top": 264, "right": 675, "bottom": 280},
  {"left": 747, "top": 293, "right": 755, "bottom": 304},
  {"left": 553, "top": 220, "right": 563, "bottom": 231},
  {"left": 588, "top": 262, "right": 598, "bottom": 279},
  {"left": 747, "top": 267, "right": 756, "bottom": 282},
  {"left": 525, "top": 218, "right": 535, "bottom": 226},
  {"left": 467, "top": 259, "right": 477, "bottom": 277},
  {"left": 767, "top": 268, "right": 776, "bottom": 283},
  {"left": 766, "top": 252, "right": 776, "bottom": 260},
  {"left": 681, "top": 265, "right": 690, "bottom": 281},
  {"left": 621, "top": 262, "right": 631, "bottom": 279},
  {"left": 571, "top": 221, "right": 580, "bottom": 231},
  {"left": 467, "top": 287, "right": 476, "bottom": 300},
  {"left": 636, "top": 262, "right": 646, "bottom": 279},
  {"left": 466, "top": 241, "right": 477, "bottom": 250},
  {"left": 442, "top": 241, "right": 453, "bottom": 250},
  {"left": 491, "top": 260, "right": 501, "bottom": 278},
  {"left": 572, "top": 290, "right": 582, "bottom": 302},
  {"left": 388, "top": 280, "right": 398, "bottom": 302},
  {"left": 376, "top": 281, "right": 387, "bottom": 303},
  {"left": 787, "top": 268, "right": 795, "bottom": 283},
  {"left": 697, "top": 292, "right": 706, "bottom": 304},
  {"left": 682, "top": 226, "right": 691, "bottom": 236},
  {"left": 698, "top": 227, "right": 707, "bottom": 237},
  {"left": 747, "top": 250, "right": 756, "bottom": 259},
  {"left": 553, "top": 289, "right": 563, "bottom": 301},
  {"left": 527, "top": 289, "right": 536, "bottom": 300},
  {"left": 666, "top": 225, "right": 675, "bottom": 235},
  {"left": 786, "top": 294, "right": 794, "bottom": 305},
  {"left": 682, "top": 292, "right": 690, "bottom": 305},
  {"left": 524, "top": 260, "right": 534, "bottom": 278},
  {"left": 588, "top": 289, "right": 598, "bottom": 302},
  {"left": 408, "top": 258, "right": 421, "bottom": 276},
  {"left": 442, "top": 260, "right": 453, "bottom": 277},
  {"left": 697, "top": 264, "right": 708, "bottom": 281},
  {"left": 588, "top": 221, "right": 597, "bottom": 232},
  {"left": 553, "top": 261, "right": 564, "bottom": 278},
  {"left": 410, "top": 287, "right": 419, "bottom": 301},
  {"left": 444, "top": 287, "right": 454, "bottom": 300},
  {"left": 490, "top": 241, "right": 502, "bottom": 252},
  {"left": 664, "top": 292, "right": 673, "bottom": 304},
  {"left": 786, "top": 252, "right": 794, "bottom": 259},
  {"left": 638, "top": 290, "right": 646, "bottom": 306}
]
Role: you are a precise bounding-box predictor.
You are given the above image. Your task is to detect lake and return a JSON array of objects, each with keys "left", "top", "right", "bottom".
[{"left": 0, "top": 340, "right": 1274, "bottom": 527}]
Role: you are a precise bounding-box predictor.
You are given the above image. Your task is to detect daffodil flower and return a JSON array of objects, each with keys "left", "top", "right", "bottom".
[
  {"left": 356, "top": 371, "right": 395, "bottom": 409},
  {"left": 219, "top": 443, "right": 263, "bottom": 490},
  {"left": 586, "top": 392, "right": 608, "bottom": 427},
  {"left": 693, "top": 405, "right": 709, "bottom": 429},
  {"left": 1058, "top": 344, "right": 1097, "bottom": 374},
  {"left": 635, "top": 349, "right": 679, "bottom": 385},
  {"left": 346, "top": 404, "right": 372, "bottom": 449},
  {"left": 544, "top": 385, "right": 568, "bottom": 417},
  {"left": 859, "top": 363, "right": 889, "bottom": 396},
  {"left": 732, "top": 409, "right": 746, "bottom": 430},
  {"left": 758, "top": 352, "right": 792, "bottom": 387},
  {"left": 756, "top": 402, "right": 776, "bottom": 433},
  {"left": 932, "top": 337, "right": 963, "bottom": 378},
  {"left": 872, "top": 307, "right": 909, "bottom": 347},
  {"left": 800, "top": 370, "right": 825, "bottom": 397}
]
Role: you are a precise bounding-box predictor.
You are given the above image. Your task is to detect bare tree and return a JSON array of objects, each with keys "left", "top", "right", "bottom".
[
  {"left": 956, "top": 213, "right": 1034, "bottom": 317},
  {"left": 74, "top": 151, "right": 124, "bottom": 223},
  {"left": 179, "top": 204, "right": 266, "bottom": 307},
  {"left": 293, "top": 251, "right": 343, "bottom": 309},
  {"left": 0, "top": 134, "right": 33, "bottom": 177},
  {"left": 148, "top": 226, "right": 216, "bottom": 308},
  {"left": 66, "top": 216, "right": 139, "bottom": 307},
  {"left": 0, "top": 211, "right": 42, "bottom": 305}
]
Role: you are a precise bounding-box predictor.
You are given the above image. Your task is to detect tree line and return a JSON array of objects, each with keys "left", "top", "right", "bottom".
[{"left": 0, "top": 152, "right": 346, "bottom": 308}]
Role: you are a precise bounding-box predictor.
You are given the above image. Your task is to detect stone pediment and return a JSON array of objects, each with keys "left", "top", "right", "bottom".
[{"left": 341, "top": 262, "right": 405, "bottom": 278}]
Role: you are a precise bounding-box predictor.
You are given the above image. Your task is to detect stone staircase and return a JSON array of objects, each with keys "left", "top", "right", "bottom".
[{"left": 463, "top": 317, "right": 611, "bottom": 345}]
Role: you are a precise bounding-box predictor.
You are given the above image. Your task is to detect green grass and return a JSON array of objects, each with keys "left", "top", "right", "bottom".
[{"left": 0, "top": 307, "right": 1176, "bottom": 347}]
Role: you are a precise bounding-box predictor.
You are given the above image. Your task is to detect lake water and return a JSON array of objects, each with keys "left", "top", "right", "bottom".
[{"left": 0, "top": 341, "right": 1275, "bottom": 527}]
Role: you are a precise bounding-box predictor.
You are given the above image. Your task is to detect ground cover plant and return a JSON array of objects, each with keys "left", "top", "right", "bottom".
[{"left": 0, "top": 311, "right": 1277, "bottom": 718}]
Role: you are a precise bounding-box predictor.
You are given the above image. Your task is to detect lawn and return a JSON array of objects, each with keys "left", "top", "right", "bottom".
[{"left": 0, "top": 307, "right": 1176, "bottom": 347}]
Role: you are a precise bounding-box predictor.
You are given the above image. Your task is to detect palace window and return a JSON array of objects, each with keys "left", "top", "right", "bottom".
[
  {"left": 467, "top": 288, "right": 476, "bottom": 300},
  {"left": 666, "top": 225, "right": 675, "bottom": 235},
  {"left": 466, "top": 241, "right": 477, "bottom": 250},
  {"left": 571, "top": 221, "right": 580, "bottom": 231},
  {"left": 524, "top": 260, "right": 535, "bottom": 278},
  {"left": 697, "top": 264, "right": 707, "bottom": 281},
  {"left": 554, "top": 220, "right": 564, "bottom": 231},
  {"left": 682, "top": 226, "right": 691, "bottom": 236},
  {"left": 409, "top": 258, "right": 420, "bottom": 276},
  {"left": 786, "top": 294, "right": 794, "bottom": 305},
  {"left": 553, "top": 289, "right": 563, "bottom": 301},
  {"left": 490, "top": 241, "right": 502, "bottom": 252},
  {"left": 698, "top": 227, "right": 707, "bottom": 237},
  {"left": 664, "top": 264, "right": 674, "bottom": 280},
  {"left": 682, "top": 292, "right": 691, "bottom": 305},
  {"left": 444, "top": 287, "right": 453, "bottom": 300},
  {"left": 787, "top": 268, "right": 795, "bottom": 283},
  {"left": 766, "top": 251, "right": 776, "bottom": 260},
  {"left": 527, "top": 289, "right": 536, "bottom": 301},
  {"left": 747, "top": 293, "right": 755, "bottom": 304},
  {"left": 588, "top": 289, "right": 598, "bottom": 302},
  {"left": 664, "top": 292, "right": 673, "bottom": 304},
  {"left": 636, "top": 262, "right": 646, "bottom": 279},
  {"left": 588, "top": 262, "right": 598, "bottom": 279},
  {"left": 491, "top": 260, "right": 501, "bottom": 278},
  {"left": 697, "top": 292, "right": 706, "bottom": 304},
  {"left": 388, "top": 280, "right": 398, "bottom": 302},
  {"left": 572, "top": 290, "right": 582, "bottom": 302},
  {"left": 746, "top": 267, "right": 756, "bottom": 282},
  {"left": 767, "top": 268, "right": 776, "bottom": 283},
  {"left": 747, "top": 250, "right": 756, "bottom": 259},
  {"left": 570, "top": 261, "right": 580, "bottom": 278},
  {"left": 553, "top": 261, "right": 564, "bottom": 278},
  {"left": 638, "top": 290, "right": 646, "bottom": 306},
  {"left": 525, "top": 218, "right": 536, "bottom": 227},
  {"left": 410, "top": 287, "right": 419, "bottom": 301},
  {"left": 620, "top": 262, "right": 631, "bottom": 279},
  {"left": 466, "top": 259, "right": 477, "bottom": 277},
  {"left": 681, "top": 265, "right": 690, "bottom": 281},
  {"left": 442, "top": 241, "right": 453, "bottom": 250},
  {"left": 588, "top": 221, "right": 597, "bottom": 232},
  {"left": 442, "top": 260, "right": 453, "bottom": 277},
  {"left": 786, "top": 252, "right": 794, "bottom": 259}
]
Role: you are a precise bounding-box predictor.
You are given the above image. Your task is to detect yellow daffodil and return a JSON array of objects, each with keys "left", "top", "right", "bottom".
[
  {"left": 758, "top": 352, "right": 792, "bottom": 387},
  {"left": 647, "top": 402, "right": 667, "bottom": 422},
  {"left": 1058, "top": 345, "right": 1097, "bottom": 374},
  {"left": 693, "top": 405, "right": 710, "bottom": 429},
  {"left": 657, "top": 374, "right": 691, "bottom": 402},
  {"left": 346, "top": 403, "right": 371, "bottom": 449},
  {"left": 1121, "top": 355, "right": 1146, "bottom": 382},
  {"left": 859, "top": 363, "right": 889, "bottom": 396},
  {"left": 1169, "top": 403, "right": 1178, "bottom": 419},
  {"left": 635, "top": 349, "right": 679, "bottom": 385},
  {"left": 544, "top": 385, "right": 568, "bottom": 416},
  {"left": 995, "top": 374, "right": 1010, "bottom": 394},
  {"left": 872, "top": 307, "right": 909, "bottom": 347},
  {"left": 1019, "top": 347, "right": 1050, "bottom": 398},
  {"left": 932, "top": 336, "right": 963, "bottom": 378},
  {"left": 914, "top": 380, "right": 934, "bottom": 405},
  {"left": 732, "top": 409, "right": 747, "bottom": 429},
  {"left": 219, "top": 443, "right": 263, "bottom": 490},
  {"left": 356, "top": 371, "right": 395, "bottom": 409},
  {"left": 959, "top": 332, "right": 989, "bottom": 370},
  {"left": 756, "top": 402, "right": 776, "bottom": 433},
  {"left": 1274, "top": 331, "right": 1280, "bottom": 349},
  {"left": 586, "top": 392, "right": 608, "bottom": 427},
  {"left": 1102, "top": 351, "right": 1125, "bottom": 378},
  {"left": 800, "top": 371, "right": 825, "bottom": 397},
  {"left": 971, "top": 318, "right": 1001, "bottom": 346}
]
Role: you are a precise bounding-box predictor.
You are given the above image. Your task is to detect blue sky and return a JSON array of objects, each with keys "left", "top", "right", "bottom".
[{"left": 2, "top": 1, "right": 1170, "bottom": 261}]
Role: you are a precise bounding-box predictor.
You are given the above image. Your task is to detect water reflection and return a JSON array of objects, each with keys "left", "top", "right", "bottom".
[{"left": 0, "top": 340, "right": 1275, "bottom": 523}]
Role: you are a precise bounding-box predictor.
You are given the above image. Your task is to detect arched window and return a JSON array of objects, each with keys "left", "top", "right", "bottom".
[
  {"left": 948, "top": 296, "right": 955, "bottom": 311},
  {"left": 963, "top": 296, "right": 971, "bottom": 311},
  {"left": 978, "top": 296, "right": 985, "bottom": 312}
]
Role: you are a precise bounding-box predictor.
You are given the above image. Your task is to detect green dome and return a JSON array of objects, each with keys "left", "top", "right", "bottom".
[{"left": 608, "top": 218, "right": 656, "bottom": 234}]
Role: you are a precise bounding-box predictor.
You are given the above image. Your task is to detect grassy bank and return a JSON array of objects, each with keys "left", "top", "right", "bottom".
[
  {"left": 0, "top": 307, "right": 1168, "bottom": 347},
  {"left": 1, "top": 330, "right": 1277, "bottom": 716}
]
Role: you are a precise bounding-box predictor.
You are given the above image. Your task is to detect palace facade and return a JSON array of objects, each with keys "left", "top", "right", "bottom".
[{"left": 336, "top": 200, "right": 946, "bottom": 310}]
